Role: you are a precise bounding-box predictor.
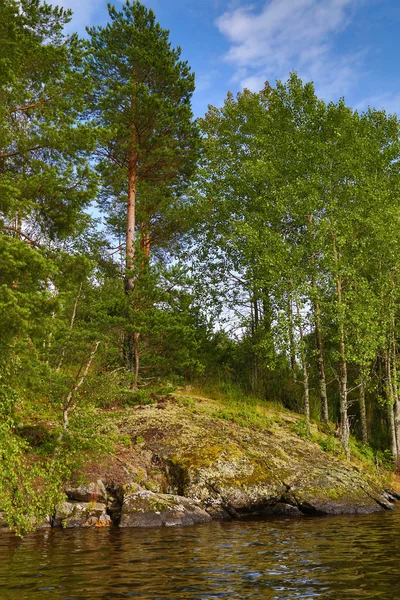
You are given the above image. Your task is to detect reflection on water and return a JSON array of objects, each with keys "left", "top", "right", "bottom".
[{"left": 0, "top": 509, "right": 400, "bottom": 599}]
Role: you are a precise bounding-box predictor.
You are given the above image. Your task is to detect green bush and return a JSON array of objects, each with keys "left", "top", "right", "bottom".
[
  {"left": 120, "top": 389, "right": 156, "bottom": 407},
  {"left": 0, "top": 385, "right": 18, "bottom": 421},
  {"left": 291, "top": 418, "right": 309, "bottom": 438},
  {"left": 314, "top": 434, "right": 337, "bottom": 454}
]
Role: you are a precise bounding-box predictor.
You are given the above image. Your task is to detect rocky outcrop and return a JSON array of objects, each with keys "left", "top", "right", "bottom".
[
  {"left": 59, "top": 391, "right": 398, "bottom": 526},
  {"left": 50, "top": 481, "right": 211, "bottom": 529},
  {"left": 101, "top": 393, "right": 398, "bottom": 519},
  {"left": 3, "top": 393, "right": 398, "bottom": 533}
]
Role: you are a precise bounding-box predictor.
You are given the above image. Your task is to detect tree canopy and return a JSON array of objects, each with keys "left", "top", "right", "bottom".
[{"left": 2, "top": 0, "right": 400, "bottom": 533}]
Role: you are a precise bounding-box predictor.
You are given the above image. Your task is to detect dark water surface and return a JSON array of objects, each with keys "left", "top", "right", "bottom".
[{"left": 1, "top": 509, "right": 400, "bottom": 599}]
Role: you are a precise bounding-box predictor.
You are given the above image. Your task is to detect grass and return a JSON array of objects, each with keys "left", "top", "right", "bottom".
[{"left": 174, "top": 381, "right": 392, "bottom": 481}]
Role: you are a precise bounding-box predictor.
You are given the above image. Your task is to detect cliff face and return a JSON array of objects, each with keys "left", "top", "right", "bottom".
[{"left": 57, "top": 391, "right": 398, "bottom": 528}]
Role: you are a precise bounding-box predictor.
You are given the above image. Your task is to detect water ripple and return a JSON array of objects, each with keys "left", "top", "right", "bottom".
[{"left": 0, "top": 510, "right": 399, "bottom": 598}]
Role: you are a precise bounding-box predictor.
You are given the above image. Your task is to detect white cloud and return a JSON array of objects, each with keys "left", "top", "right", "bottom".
[{"left": 215, "top": 0, "right": 362, "bottom": 99}]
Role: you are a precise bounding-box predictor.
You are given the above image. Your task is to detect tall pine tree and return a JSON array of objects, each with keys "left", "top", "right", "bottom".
[{"left": 87, "top": 0, "right": 198, "bottom": 385}]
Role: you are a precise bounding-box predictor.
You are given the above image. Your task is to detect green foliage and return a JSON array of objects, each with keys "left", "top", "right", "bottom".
[
  {"left": 312, "top": 434, "right": 339, "bottom": 455},
  {"left": 353, "top": 442, "right": 376, "bottom": 464},
  {"left": 376, "top": 449, "right": 395, "bottom": 471},
  {"left": 0, "top": 0, "right": 97, "bottom": 239},
  {"left": 120, "top": 389, "right": 155, "bottom": 407},
  {"left": 1, "top": 0, "right": 400, "bottom": 533},
  {"left": 0, "top": 385, "right": 18, "bottom": 421},
  {"left": 291, "top": 419, "right": 309, "bottom": 439},
  {"left": 176, "top": 396, "right": 195, "bottom": 409},
  {"left": 87, "top": 0, "right": 199, "bottom": 245}
]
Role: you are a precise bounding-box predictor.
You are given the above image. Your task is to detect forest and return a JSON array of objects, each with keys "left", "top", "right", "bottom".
[{"left": 2, "top": 0, "right": 400, "bottom": 532}]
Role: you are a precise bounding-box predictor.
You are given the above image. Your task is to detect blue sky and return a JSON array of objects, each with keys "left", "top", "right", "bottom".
[{"left": 59, "top": 0, "right": 400, "bottom": 118}]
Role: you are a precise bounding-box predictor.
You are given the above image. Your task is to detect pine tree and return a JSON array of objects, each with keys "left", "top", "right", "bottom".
[
  {"left": 0, "top": 0, "right": 97, "bottom": 242},
  {"left": 87, "top": 0, "right": 198, "bottom": 385}
]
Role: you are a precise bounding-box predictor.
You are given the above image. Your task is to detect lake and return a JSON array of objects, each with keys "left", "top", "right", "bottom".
[{"left": 0, "top": 508, "right": 399, "bottom": 599}]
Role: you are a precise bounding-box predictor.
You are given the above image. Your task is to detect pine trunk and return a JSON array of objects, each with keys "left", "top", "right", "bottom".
[
  {"left": 126, "top": 153, "right": 137, "bottom": 292},
  {"left": 126, "top": 92, "right": 139, "bottom": 384}
]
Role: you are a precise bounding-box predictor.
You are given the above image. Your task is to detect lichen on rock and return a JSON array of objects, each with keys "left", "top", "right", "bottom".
[
  {"left": 118, "top": 483, "right": 211, "bottom": 527},
  {"left": 53, "top": 500, "right": 111, "bottom": 528}
]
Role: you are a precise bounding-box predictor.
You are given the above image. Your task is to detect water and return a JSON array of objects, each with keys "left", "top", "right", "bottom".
[{"left": 0, "top": 509, "right": 400, "bottom": 599}]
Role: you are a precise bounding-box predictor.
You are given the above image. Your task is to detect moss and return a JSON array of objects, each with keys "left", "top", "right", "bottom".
[{"left": 103, "top": 389, "right": 392, "bottom": 515}]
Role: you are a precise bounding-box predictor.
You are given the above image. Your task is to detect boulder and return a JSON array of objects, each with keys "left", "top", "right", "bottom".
[
  {"left": 53, "top": 501, "right": 111, "bottom": 528},
  {"left": 64, "top": 480, "right": 107, "bottom": 504},
  {"left": 119, "top": 484, "right": 212, "bottom": 528},
  {"left": 279, "top": 465, "right": 394, "bottom": 515}
]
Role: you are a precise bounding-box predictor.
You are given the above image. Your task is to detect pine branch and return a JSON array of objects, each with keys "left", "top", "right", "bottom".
[
  {"left": 0, "top": 145, "right": 43, "bottom": 160},
  {"left": 1, "top": 225, "right": 42, "bottom": 248}
]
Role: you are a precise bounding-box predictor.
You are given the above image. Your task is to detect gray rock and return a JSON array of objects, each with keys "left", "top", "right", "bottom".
[
  {"left": 36, "top": 515, "right": 52, "bottom": 529},
  {"left": 64, "top": 480, "right": 107, "bottom": 504},
  {"left": 385, "top": 488, "right": 400, "bottom": 501},
  {"left": 119, "top": 484, "right": 212, "bottom": 528},
  {"left": 180, "top": 458, "right": 288, "bottom": 518},
  {"left": 270, "top": 502, "right": 303, "bottom": 516},
  {"left": 53, "top": 501, "right": 111, "bottom": 528}
]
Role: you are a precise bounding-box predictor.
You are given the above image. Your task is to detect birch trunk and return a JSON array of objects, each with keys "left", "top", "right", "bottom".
[
  {"left": 338, "top": 282, "right": 349, "bottom": 460},
  {"left": 62, "top": 341, "right": 101, "bottom": 431},
  {"left": 391, "top": 324, "right": 400, "bottom": 465},
  {"left": 132, "top": 332, "right": 140, "bottom": 391},
  {"left": 331, "top": 228, "right": 349, "bottom": 459},
  {"left": 296, "top": 299, "right": 310, "bottom": 436},
  {"left": 359, "top": 378, "right": 368, "bottom": 445},
  {"left": 385, "top": 350, "right": 398, "bottom": 461},
  {"left": 287, "top": 294, "right": 297, "bottom": 383},
  {"left": 314, "top": 295, "right": 329, "bottom": 423},
  {"left": 57, "top": 282, "right": 82, "bottom": 372},
  {"left": 307, "top": 216, "right": 328, "bottom": 422}
]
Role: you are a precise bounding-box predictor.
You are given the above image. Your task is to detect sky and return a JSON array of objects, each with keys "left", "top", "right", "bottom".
[{"left": 58, "top": 0, "right": 400, "bottom": 118}]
